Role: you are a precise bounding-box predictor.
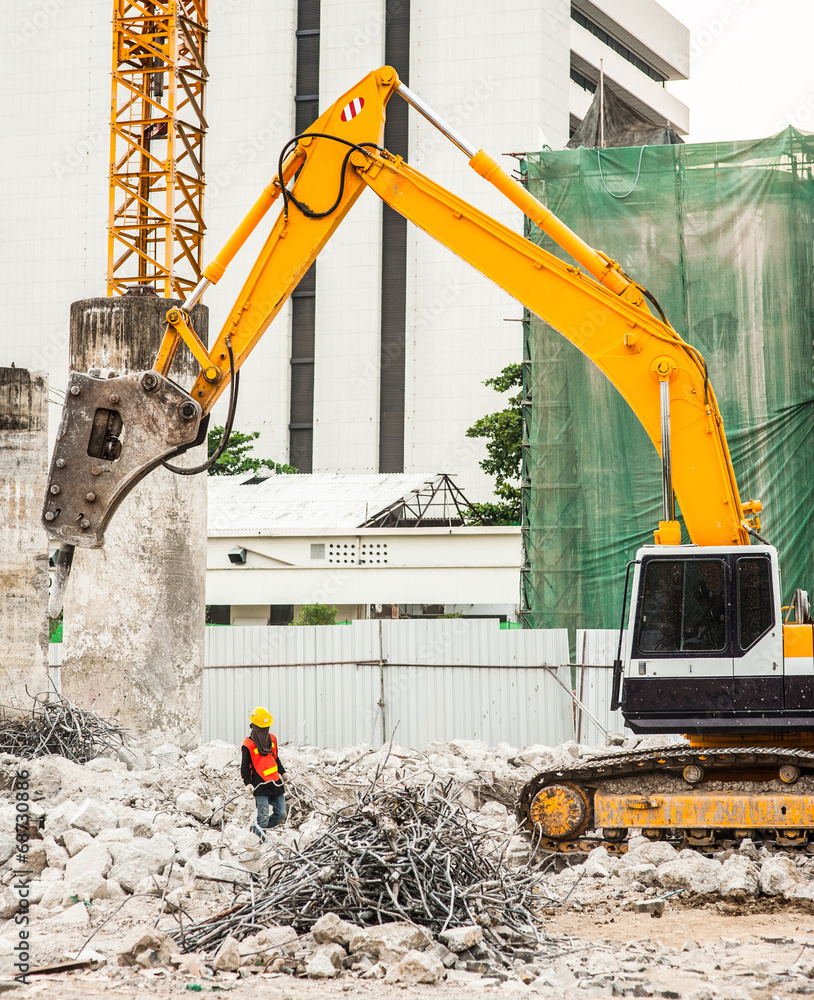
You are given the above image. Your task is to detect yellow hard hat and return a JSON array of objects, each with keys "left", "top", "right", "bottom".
[{"left": 249, "top": 706, "right": 273, "bottom": 727}]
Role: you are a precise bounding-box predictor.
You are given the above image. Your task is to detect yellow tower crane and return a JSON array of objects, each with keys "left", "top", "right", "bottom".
[{"left": 107, "top": 0, "right": 208, "bottom": 298}]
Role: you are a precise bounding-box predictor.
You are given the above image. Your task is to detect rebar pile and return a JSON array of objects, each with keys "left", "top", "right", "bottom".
[
  {"left": 0, "top": 692, "right": 128, "bottom": 763},
  {"left": 174, "top": 780, "right": 545, "bottom": 959}
]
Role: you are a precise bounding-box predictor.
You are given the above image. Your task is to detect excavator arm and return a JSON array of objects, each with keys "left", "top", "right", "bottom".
[{"left": 42, "top": 66, "right": 758, "bottom": 571}]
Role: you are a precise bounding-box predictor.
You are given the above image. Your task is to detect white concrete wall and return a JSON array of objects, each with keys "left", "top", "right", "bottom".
[
  {"left": 403, "top": 0, "right": 571, "bottom": 500},
  {"left": 206, "top": 526, "right": 521, "bottom": 606},
  {"left": 203, "top": 0, "right": 297, "bottom": 461},
  {"left": 312, "top": 0, "right": 386, "bottom": 473}
]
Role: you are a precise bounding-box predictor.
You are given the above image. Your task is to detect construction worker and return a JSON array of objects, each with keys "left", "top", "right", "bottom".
[{"left": 241, "top": 706, "right": 287, "bottom": 840}]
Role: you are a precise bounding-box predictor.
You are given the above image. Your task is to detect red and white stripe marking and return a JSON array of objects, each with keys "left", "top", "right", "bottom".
[{"left": 340, "top": 97, "right": 365, "bottom": 122}]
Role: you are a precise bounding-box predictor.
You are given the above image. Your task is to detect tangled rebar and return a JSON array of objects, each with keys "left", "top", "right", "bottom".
[
  {"left": 0, "top": 692, "right": 128, "bottom": 763},
  {"left": 174, "top": 778, "right": 547, "bottom": 960}
]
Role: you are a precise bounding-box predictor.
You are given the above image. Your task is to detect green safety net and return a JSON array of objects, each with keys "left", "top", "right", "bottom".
[{"left": 522, "top": 129, "right": 814, "bottom": 639}]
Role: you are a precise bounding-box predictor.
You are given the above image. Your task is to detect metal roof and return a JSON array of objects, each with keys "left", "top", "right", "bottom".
[{"left": 207, "top": 472, "right": 448, "bottom": 535}]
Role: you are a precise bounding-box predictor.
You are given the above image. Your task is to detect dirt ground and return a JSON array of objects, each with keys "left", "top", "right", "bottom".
[{"left": 12, "top": 906, "right": 814, "bottom": 999}]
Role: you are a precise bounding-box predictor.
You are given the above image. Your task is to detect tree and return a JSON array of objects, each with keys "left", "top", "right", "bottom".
[
  {"left": 207, "top": 425, "right": 298, "bottom": 476},
  {"left": 465, "top": 363, "right": 522, "bottom": 526},
  {"left": 291, "top": 603, "right": 337, "bottom": 626}
]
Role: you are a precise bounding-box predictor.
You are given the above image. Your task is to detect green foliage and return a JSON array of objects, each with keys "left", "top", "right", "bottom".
[
  {"left": 207, "top": 425, "right": 298, "bottom": 476},
  {"left": 465, "top": 363, "right": 522, "bottom": 525},
  {"left": 48, "top": 612, "right": 63, "bottom": 641},
  {"left": 291, "top": 603, "right": 337, "bottom": 626},
  {"left": 436, "top": 611, "right": 463, "bottom": 618}
]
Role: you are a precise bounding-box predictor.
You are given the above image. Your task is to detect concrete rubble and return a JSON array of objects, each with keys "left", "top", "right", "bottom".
[{"left": 2, "top": 735, "right": 814, "bottom": 995}]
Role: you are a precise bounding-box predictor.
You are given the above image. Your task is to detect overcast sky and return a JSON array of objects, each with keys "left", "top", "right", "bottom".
[{"left": 657, "top": 0, "right": 814, "bottom": 142}]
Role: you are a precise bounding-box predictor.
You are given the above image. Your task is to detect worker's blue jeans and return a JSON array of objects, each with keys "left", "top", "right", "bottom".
[{"left": 251, "top": 792, "right": 287, "bottom": 839}]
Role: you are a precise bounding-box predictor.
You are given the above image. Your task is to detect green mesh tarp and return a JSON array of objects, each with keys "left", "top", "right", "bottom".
[{"left": 522, "top": 129, "right": 814, "bottom": 636}]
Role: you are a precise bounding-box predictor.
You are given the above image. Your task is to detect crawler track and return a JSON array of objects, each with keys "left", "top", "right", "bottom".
[{"left": 516, "top": 744, "right": 814, "bottom": 855}]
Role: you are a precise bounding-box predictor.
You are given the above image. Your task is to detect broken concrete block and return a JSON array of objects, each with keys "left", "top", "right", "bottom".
[
  {"left": 0, "top": 889, "right": 18, "bottom": 919},
  {"left": 25, "top": 841, "right": 47, "bottom": 876},
  {"left": 621, "top": 840, "right": 678, "bottom": 868},
  {"left": 97, "top": 827, "right": 133, "bottom": 844},
  {"left": 54, "top": 900, "right": 90, "bottom": 927},
  {"left": 107, "top": 835, "right": 174, "bottom": 893},
  {"left": 716, "top": 855, "right": 758, "bottom": 898},
  {"left": 213, "top": 936, "right": 242, "bottom": 972},
  {"left": 633, "top": 898, "right": 665, "bottom": 915},
  {"left": 657, "top": 852, "right": 721, "bottom": 894},
  {"left": 349, "top": 921, "right": 431, "bottom": 960},
  {"left": 305, "top": 949, "right": 341, "bottom": 979},
  {"left": 360, "top": 961, "right": 387, "bottom": 979},
  {"left": 43, "top": 800, "right": 79, "bottom": 840},
  {"left": 71, "top": 798, "right": 116, "bottom": 837},
  {"left": 62, "top": 869, "right": 107, "bottom": 905},
  {"left": 175, "top": 790, "right": 210, "bottom": 822},
  {"left": 62, "top": 828, "right": 93, "bottom": 857},
  {"left": 312, "top": 912, "right": 358, "bottom": 948},
  {"left": 176, "top": 953, "right": 204, "bottom": 977},
  {"left": 440, "top": 925, "right": 483, "bottom": 953},
  {"left": 118, "top": 929, "right": 179, "bottom": 967},
  {"left": 255, "top": 926, "right": 298, "bottom": 955},
  {"left": 0, "top": 834, "right": 14, "bottom": 866},
  {"left": 427, "top": 941, "right": 457, "bottom": 968},
  {"left": 384, "top": 949, "right": 445, "bottom": 984},
  {"left": 116, "top": 808, "right": 157, "bottom": 838},
  {"left": 38, "top": 880, "right": 67, "bottom": 912},
  {"left": 618, "top": 863, "right": 659, "bottom": 888},
  {"left": 759, "top": 855, "right": 804, "bottom": 897},
  {"left": 42, "top": 836, "right": 69, "bottom": 870},
  {"left": 64, "top": 840, "right": 112, "bottom": 882},
  {"left": 184, "top": 741, "right": 240, "bottom": 773},
  {"left": 150, "top": 744, "right": 183, "bottom": 766},
  {"left": 118, "top": 747, "right": 149, "bottom": 772}
]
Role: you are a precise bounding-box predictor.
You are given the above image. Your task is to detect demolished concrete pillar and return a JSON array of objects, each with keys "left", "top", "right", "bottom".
[
  {"left": 61, "top": 295, "right": 209, "bottom": 748},
  {"left": 0, "top": 368, "right": 51, "bottom": 712}
]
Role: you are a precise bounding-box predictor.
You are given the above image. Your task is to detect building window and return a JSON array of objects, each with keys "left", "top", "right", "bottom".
[
  {"left": 571, "top": 9, "right": 666, "bottom": 83},
  {"left": 206, "top": 605, "right": 230, "bottom": 625},
  {"left": 310, "top": 543, "right": 325, "bottom": 559}
]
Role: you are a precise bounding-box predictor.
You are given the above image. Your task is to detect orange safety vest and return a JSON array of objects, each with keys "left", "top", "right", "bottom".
[{"left": 242, "top": 735, "right": 281, "bottom": 784}]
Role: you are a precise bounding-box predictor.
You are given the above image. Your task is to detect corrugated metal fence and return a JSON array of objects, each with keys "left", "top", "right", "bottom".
[
  {"left": 49, "top": 622, "right": 638, "bottom": 748},
  {"left": 203, "top": 621, "right": 572, "bottom": 748}
]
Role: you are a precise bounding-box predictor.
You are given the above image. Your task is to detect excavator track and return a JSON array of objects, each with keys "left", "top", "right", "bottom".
[{"left": 517, "top": 744, "right": 814, "bottom": 855}]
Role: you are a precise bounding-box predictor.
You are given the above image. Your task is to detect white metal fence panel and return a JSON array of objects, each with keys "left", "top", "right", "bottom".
[
  {"left": 203, "top": 621, "right": 572, "bottom": 749},
  {"left": 574, "top": 629, "right": 627, "bottom": 744},
  {"left": 51, "top": 623, "right": 574, "bottom": 748}
]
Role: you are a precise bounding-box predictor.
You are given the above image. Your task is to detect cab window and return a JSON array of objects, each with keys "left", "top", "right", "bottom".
[
  {"left": 638, "top": 559, "right": 727, "bottom": 654},
  {"left": 737, "top": 556, "right": 773, "bottom": 650}
]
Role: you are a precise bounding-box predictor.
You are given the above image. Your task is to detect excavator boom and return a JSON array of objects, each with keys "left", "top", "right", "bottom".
[{"left": 42, "top": 66, "right": 751, "bottom": 552}]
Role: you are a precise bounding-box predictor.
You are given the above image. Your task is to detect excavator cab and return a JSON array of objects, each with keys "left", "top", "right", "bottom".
[{"left": 617, "top": 544, "right": 814, "bottom": 735}]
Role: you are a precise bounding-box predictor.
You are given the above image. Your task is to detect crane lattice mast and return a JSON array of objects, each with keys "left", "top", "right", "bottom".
[{"left": 108, "top": 1, "right": 208, "bottom": 298}]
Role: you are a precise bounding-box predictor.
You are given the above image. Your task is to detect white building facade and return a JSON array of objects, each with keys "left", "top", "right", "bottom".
[
  {"left": 2, "top": 0, "right": 688, "bottom": 501},
  {"left": 206, "top": 472, "right": 521, "bottom": 625}
]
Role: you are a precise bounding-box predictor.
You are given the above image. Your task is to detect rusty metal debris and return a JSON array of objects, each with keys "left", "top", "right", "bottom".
[
  {"left": 173, "top": 778, "right": 547, "bottom": 962},
  {"left": 0, "top": 691, "right": 128, "bottom": 763}
]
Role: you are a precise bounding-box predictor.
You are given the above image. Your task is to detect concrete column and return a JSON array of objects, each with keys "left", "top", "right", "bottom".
[
  {"left": 62, "top": 295, "right": 209, "bottom": 749},
  {"left": 0, "top": 368, "right": 50, "bottom": 712}
]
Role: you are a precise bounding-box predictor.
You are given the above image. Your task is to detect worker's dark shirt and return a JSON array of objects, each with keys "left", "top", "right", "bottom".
[{"left": 241, "top": 744, "right": 286, "bottom": 798}]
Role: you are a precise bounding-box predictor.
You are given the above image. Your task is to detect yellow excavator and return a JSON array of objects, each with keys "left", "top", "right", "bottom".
[{"left": 43, "top": 68, "right": 813, "bottom": 852}]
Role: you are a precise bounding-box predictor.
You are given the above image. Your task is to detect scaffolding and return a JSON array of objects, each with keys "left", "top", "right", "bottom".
[
  {"left": 363, "top": 475, "right": 481, "bottom": 528},
  {"left": 108, "top": 1, "right": 208, "bottom": 298}
]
